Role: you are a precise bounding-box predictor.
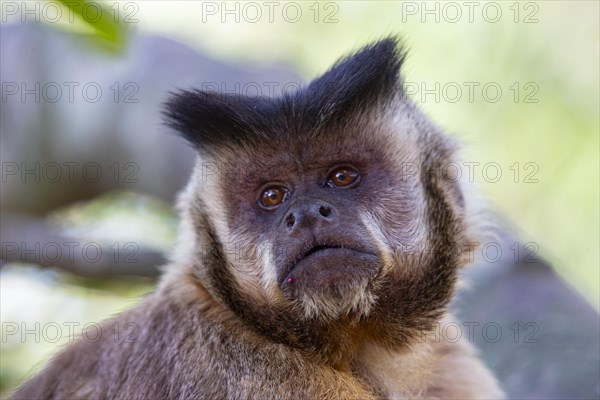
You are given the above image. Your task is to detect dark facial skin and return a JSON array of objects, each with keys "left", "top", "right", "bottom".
[
  {"left": 267, "top": 162, "right": 381, "bottom": 297},
  {"left": 218, "top": 140, "right": 404, "bottom": 304}
]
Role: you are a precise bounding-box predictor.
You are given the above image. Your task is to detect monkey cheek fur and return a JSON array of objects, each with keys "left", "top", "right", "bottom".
[{"left": 279, "top": 248, "right": 380, "bottom": 303}]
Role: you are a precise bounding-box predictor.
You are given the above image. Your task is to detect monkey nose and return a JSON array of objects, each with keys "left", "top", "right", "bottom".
[{"left": 284, "top": 201, "right": 337, "bottom": 233}]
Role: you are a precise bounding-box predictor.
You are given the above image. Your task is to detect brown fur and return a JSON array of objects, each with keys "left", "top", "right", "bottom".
[
  {"left": 13, "top": 272, "right": 501, "bottom": 399},
  {"left": 12, "top": 38, "right": 503, "bottom": 399}
]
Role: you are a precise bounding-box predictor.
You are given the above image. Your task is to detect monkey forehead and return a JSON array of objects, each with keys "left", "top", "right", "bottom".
[{"left": 192, "top": 124, "right": 416, "bottom": 188}]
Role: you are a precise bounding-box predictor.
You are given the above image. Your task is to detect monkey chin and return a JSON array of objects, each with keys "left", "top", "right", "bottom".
[{"left": 280, "top": 248, "right": 381, "bottom": 321}]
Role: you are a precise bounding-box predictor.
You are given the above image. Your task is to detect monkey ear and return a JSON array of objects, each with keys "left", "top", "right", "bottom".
[{"left": 299, "top": 36, "right": 406, "bottom": 125}]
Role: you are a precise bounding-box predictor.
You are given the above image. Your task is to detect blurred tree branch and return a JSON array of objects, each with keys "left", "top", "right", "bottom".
[{"left": 1, "top": 214, "right": 163, "bottom": 278}]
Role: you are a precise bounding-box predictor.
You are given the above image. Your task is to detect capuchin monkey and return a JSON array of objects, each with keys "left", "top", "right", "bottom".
[{"left": 12, "top": 38, "right": 503, "bottom": 399}]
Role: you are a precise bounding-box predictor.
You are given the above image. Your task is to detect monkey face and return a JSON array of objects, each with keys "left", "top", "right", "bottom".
[
  {"left": 166, "top": 38, "right": 468, "bottom": 349},
  {"left": 267, "top": 161, "right": 382, "bottom": 315},
  {"left": 191, "top": 126, "right": 431, "bottom": 323},
  {"left": 232, "top": 155, "right": 391, "bottom": 319}
]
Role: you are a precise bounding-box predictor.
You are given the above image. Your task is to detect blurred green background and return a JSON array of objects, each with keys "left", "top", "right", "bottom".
[{"left": 1, "top": 0, "right": 598, "bottom": 396}]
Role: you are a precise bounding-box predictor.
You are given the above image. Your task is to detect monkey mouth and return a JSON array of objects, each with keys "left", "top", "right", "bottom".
[
  {"left": 302, "top": 244, "right": 348, "bottom": 259},
  {"left": 279, "top": 244, "right": 379, "bottom": 288}
]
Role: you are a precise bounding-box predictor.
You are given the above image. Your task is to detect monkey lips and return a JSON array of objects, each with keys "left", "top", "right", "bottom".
[{"left": 280, "top": 245, "right": 380, "bottom": 295}]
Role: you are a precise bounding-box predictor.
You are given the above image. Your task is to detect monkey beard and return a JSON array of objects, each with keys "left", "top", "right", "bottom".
[
  {"left": 274, "top": 232, "right": 385, "bottom": 322},
  {"left": 293, "top": 269, "right": 379, "bottom": 321}
]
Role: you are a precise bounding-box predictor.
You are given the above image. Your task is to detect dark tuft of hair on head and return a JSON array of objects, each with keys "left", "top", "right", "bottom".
[
  {"left": 292, "top": 36, "right": 406, "bottom": 127},
  {"left": 162, "top": 90, "right": 276, "bottom": 148},
  {"left": 163, "top": 36, "right": 407, "bottom": 149}
]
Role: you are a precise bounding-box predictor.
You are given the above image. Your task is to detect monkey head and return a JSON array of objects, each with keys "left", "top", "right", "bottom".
[{"left": 164, "top": 38, "right": 477, "bottom": 362}]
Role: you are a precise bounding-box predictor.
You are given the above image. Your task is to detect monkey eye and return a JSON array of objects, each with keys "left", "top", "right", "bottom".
[
  {"left": 259, "top": 186, "right": 289, "bottom": 209},
  {"left": 326, "top": 166, "right": 360, "bottom": 188}
]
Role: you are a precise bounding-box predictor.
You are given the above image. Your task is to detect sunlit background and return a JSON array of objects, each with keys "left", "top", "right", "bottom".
[{"left": 1, "top": 0, "right": 598, "bottom": 397}]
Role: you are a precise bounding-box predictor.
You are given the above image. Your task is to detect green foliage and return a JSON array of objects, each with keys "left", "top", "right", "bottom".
[{"left": 53, "top": 0, "right": 127, "bottom": 53}]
